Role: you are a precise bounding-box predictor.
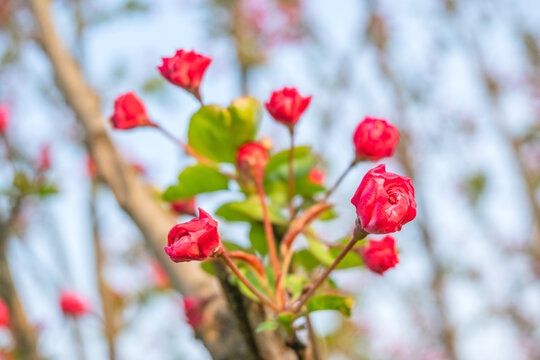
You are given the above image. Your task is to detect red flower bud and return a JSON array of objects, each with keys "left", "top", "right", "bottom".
[
  {"left": 265, "top": 87, "right": 311, "bottom": 126},
  {"left": 351, "top": 164, "right": 416, "bottom": 234},
  {"left": 37, "top": 144, "right": 51, "bottom": 171},
  {"left": 158, "top": 49, "right": 212, "bottom": 98},
  {"left": 182, "top": 296, "right": 204, "bottom": 328},
  {"left": 308, "top": 168, "right": 325, "bottom": 185},
  {"left": 0, "top": 299, "right": 9, "bottom": 328},
  {"left": 110, "top": 92, "right": 154, "bottom": 130},
  {"left": 0, "top": 104, "right": 9, "bottom": 134},
  {"left": 165, "top": 209, "right": 220, "bottom": 262},
  {"left": 353, "top": 117, "right": 399, "bottom": 161},
  {"left": 361, "top": 236, "right": 399, "bottom": 274},
  {"left": 59, "top": 291, "right": 91, "bottom": 317},
  {"left": 171, "top": 198, "right": 196, "bottom": 217},
  {"left": 236, "top": 142, "right": 269, "bottom": 180}
]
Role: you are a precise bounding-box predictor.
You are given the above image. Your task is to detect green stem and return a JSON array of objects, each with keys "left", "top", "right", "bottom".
[
  {"left": 323, "top": 159, "right": 357, "bottom": 201},
  {"left": 291, "top": 231, "right": 366, "bottom": 313},
  {"left": 288, "top": 126, "right": 296, "bottom": 220}
]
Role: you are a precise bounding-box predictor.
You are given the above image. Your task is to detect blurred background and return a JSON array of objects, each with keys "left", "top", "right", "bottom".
[{"left": 1, "top": 0, "right": 540, "bottom": 359}]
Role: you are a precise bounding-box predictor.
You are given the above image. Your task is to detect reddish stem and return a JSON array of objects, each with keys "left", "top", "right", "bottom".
[
  {"left": 228, "top": 251, "right": 266, "bottom": 277},
  {"left": 221, "top": 251, "right": 280, "bottom": 312},
  {"left": 254, "top": 178, "right": 281, "bottom": 292}
]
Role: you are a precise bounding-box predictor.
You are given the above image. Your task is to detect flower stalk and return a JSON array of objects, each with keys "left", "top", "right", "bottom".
[
  {"left": 291, "top": 229, "right": 367, "bottom": 313},
  {"left": 220, "top": 250, "right": 280, "bottom": 313},
  {"left": 288, "top": 126, "right": 296, "bottom": 220}
]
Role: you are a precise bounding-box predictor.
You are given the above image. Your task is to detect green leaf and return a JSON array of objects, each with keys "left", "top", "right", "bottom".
[
  {"left": 141, "top": 76, "right": 165, "bottom": 94},
  {"left": 13, "top": 172, "right": 31, "bottom": 193},
  {"left": 216, "top": 196, "right": 288, "bottom": 225},
  {"left": 249, "top": 223, "right": 268, "bottom": 255},
  {"left": 295, "top": 175, "right": 326, "bottom": 197},
  {"left": 188, "top": 105, "right": 235, "bottom": 163},
  {"left": 201, "top": 261, "right": 216, "bottom": 276},
  {"left": 306, "top": 237, "right": 335, "bottom": 267},
  {"left": 265, "top": 265, "right": 276, "bottom": 289},
  {"left": 277, "top": 312, "right": 296, "bottom": 334},
  {"left": 188, "top": 99, "right": 260, "bottom": 163},
  {"left": 222, "top": 241, "right": 249, "bottom": 252},
  {"left": 233, "top": 265, "right": 266, "bottom": 302},
  {"left": 306, "top": 294, "right": 354, "bottom": 316},
  {"left": 265, "top": 146, "right": 317, "bottom": 182},
  {"left": 285, "top": 274, "right": 308, "bottom": 299},
  {"left": 163, "top": 165, "right": 229, "bottom": 200},
  {"left": 319, "top": 208, "right": 338, "bottom": 221},
  {"left": 292, "top": 249, "right": 320, "bottom": 271},
  {"left": 228, "top": 96, "right": 261, "bottom": 147},
  {"left": 332, "top": 248, "right": 363, "bottom": 270},
  {"left": 307, "top": 237, "right": 363, "bottom": 270},
  {"left": 256, "top": 319, "right": 278, "bottom": 333},
  {"left": 37, "top": 183, "right": 58, "bottom": 197},
  {"left": 464, "top": 172, "right": 487, "bottom": 207}
]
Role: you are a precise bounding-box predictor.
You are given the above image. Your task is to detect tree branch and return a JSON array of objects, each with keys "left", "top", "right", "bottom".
[{"left": 26, "top": 1, "right": 300, "bottom": 358}]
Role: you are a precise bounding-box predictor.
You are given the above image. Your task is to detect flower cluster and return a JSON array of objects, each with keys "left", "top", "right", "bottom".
[{"left": 109, "top": 48, "right": 417, "bottom": 329}]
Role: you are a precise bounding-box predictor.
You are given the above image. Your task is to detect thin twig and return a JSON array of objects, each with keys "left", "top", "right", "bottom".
[
  {"left": 323, "top": 159, "right": 357, "bottom": 201},
  {"left": 305, "top": 313, "right": 322, "bottom": 360},
  {"left": 220, "top": 251, "right": 280, "bottom": 313},
  {"left": 90, "top": 181, "right": 117, "bottom": 360},
  {"left": 154, "top": 124, "right": 213, "bottom": 166},
  {"left": 276, "top": 202, "right": 333, "bottom": 306},
  {"left": 292, "top": 232, "right": 365, "bottom": 313},
  {"left": 288, "top": 126, "right": 296, "bottom": 220},
  {"left": 72, "top": 318, "right": 87, "bottom": 360},
  {"left": 228, "top": 251, "right": 266, "bottom": 278},
  {"left": 254, "top": 178, "right": 280, "bottom": 291}
]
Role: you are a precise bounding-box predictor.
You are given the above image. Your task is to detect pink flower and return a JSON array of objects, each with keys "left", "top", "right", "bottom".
[
  {"left": 236, "top": 142, "right": 269, "bottom": 180},
  {"left": 171, "top": 198, "right": 197, "bottom": 216},
  {"left": 353, "top": 117, "right": 399, "bottom": 161},
  {"left": 361, "top": 236, "right": 399, "bottom": 274},
  {"left": 351, "top": 164, "right": 416, "bottom": 234},
  {"left": 182, "top": 296, "right": 204, "bottom": 328},
  {"left": 60, "top": 291, "right": 91, "bottom": 317},
  {"left": 165, "top": 209, "right": 221, "bottom": 262},
  {"left": 37, "top": 144, "right": 51, "bottom": 171},
  {"left": 308, "top": 168, "right": 325, "bottom": 185},
  {"left": 0, "top": 299, "right": 9, "bottom": 328},
  {"left": 265, "top": 87, "right": 311, "bottom": 126},
  {"left": 0, "top": 104, "right": 9, "bottom": 134},
  {"left": 158, "top": 49, "right": 212, "bottom": 99},
  {"left": 110, "top": 92, "right": 154, "bottom": 130}
]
